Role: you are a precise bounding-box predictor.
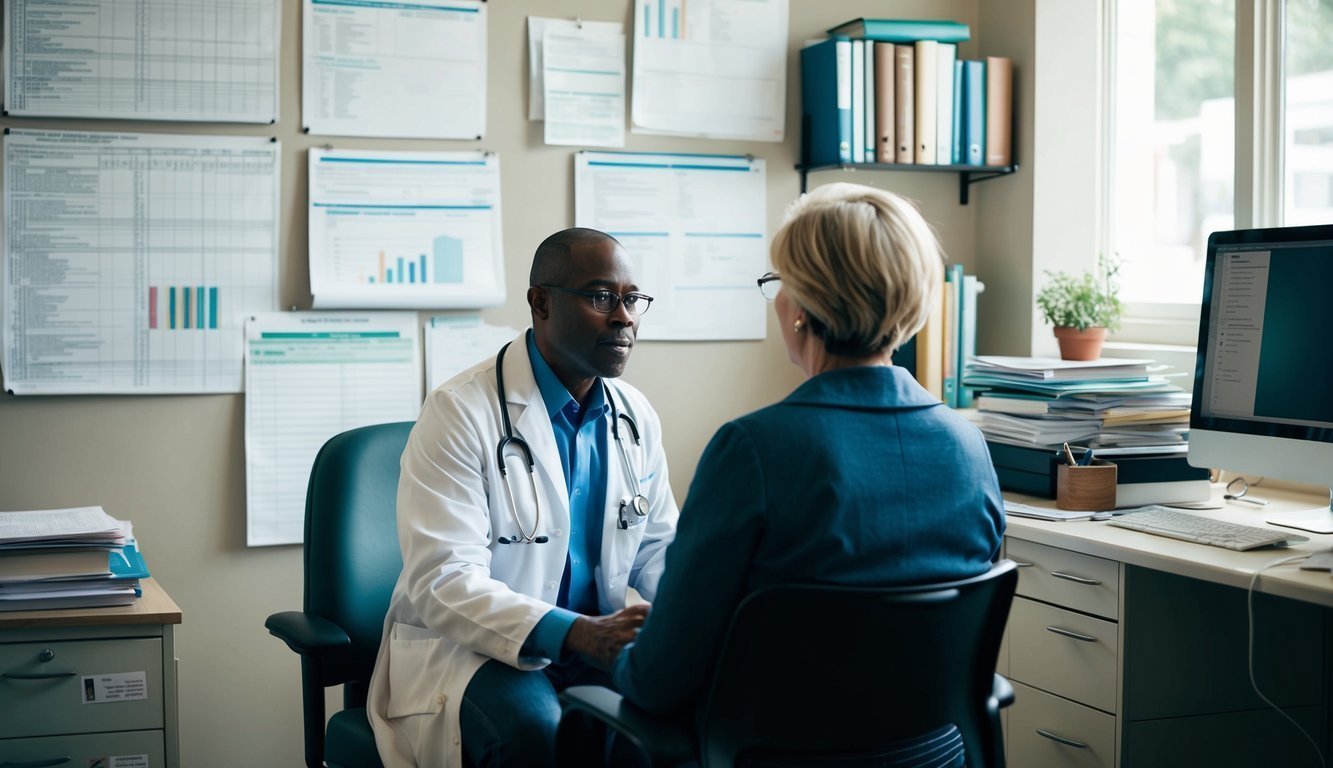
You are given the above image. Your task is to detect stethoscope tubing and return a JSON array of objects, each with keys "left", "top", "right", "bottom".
[{"left": 493, "top": 341, "right": 646, "bottom": 543}]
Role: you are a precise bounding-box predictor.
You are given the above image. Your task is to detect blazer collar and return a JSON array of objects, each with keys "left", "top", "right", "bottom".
[{"left": 782, "top": 365, "right": 941, "bottom": 411}]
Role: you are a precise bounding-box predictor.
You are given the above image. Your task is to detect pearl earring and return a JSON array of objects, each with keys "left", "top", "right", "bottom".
[{"left": 793, "top": 319, "right": 804, "bottom": 333}]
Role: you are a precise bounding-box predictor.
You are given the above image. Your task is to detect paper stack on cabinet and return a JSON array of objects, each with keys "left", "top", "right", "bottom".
[{"left": 0, "top": 506, "right": 146, "bottom": 611}]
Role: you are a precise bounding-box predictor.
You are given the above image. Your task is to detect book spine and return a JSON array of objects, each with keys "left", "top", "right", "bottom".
[
  {"left": 914, "top": 39, "right": 937, "bottom": 165},
  {"left": 894, "top": 44, "right": 914, "bottom": 163},
  {"left": 874, "top": 42, "right": 895, "bottom": 163},
  {"left": 950, "top": 60, "right": 964, "bottom": 165},
  {"left": 836, "top": 40, "right": 853, "bottom": 164},
  {"left": 985, "top": 55, "right": 1013, "bottom": 166},
  {"left": 850, "top": 40, "right": 865, "bottom": 163},
  {"left": 915, "top": 266, "right": 945, "bottom": 399},
  {"left": 800, "top": 40, "right": 842, "bottom": 167},
  {"left": 964, "top": 59, "right": 986, "bottom": 166},
  {"left": 942, "top": 263, "right": 964, "bottom": 408},
  {"left": 863, "top": 41, "right": 876, "bottom": 162},
  {"left": 935, "top": 43, "right": 956, "bottom": 166},
  {"left": 957, "top": 275, "right": 982, "bottom": 407}
]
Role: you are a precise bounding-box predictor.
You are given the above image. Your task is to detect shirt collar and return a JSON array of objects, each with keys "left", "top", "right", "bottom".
[{"left": 526, "top": 329, "right": 608, "bottom": 422}]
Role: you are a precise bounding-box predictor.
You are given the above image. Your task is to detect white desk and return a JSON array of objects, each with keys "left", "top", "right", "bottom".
[{"left": 1000, "top": 484, "right": 1333, "bottom": 768}]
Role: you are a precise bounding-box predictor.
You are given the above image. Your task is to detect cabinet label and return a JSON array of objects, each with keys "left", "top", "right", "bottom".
[
  {"left": 81, "top": 671, "right": 148, "bottom": 704},
  {"left": 88, "top": 756, "right": 149, "bottom": 768}
]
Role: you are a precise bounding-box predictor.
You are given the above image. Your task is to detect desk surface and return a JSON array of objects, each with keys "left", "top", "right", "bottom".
[
  {"left": 1004, "top": 484, "right": 1333, "bottom": 608},
  {"left": 0, "top": 577, "right": 181, "bottom": 630}
]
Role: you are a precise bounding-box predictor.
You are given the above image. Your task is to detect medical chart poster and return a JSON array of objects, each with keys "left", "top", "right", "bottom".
[
  {"left": 3, "top": 0, "right": 281, "bottom": 123},
  {"left": 244, "top": 312, "right": 422, "bottom": 547},
  {"left": 574, "top": 152, "right": 767, "bottom": 341},
  {"left": 2, "top": 130, "right": 280, "bottom": 395},
  {"left": 308, "top": 148, "right": 505, "bottom": 309},
  {"left": 302, "top": 0, "right": 487, "bottom": 139},
  {"left": 630, "top": 0, "right": 787, "bottom": 142},
  {"left": 425, "top": 314, "right": 521, "bottom": 392}
]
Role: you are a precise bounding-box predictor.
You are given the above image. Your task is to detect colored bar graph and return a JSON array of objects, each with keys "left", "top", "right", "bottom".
[
  {"left": 386, "top": 268, "right": 393, "bottom": 282},
  {"left": 397, "top": 257, "right": 406, "bottom": 283},
  {"left": 196, "top": 286, "right": 205, "bottom": 329},
  {"left": 149, "top": 286, "right": 157, "bottom": 329},
  {"left": 379, "top": 250, "right": 386, "bottom": 283},
  {"left": 183, "top": 286, "right": 191, "bottom": 329},
  {"left": 169, "top": 287, "right": 176, "bottom": 330},
  {"left": 658, "top": 0, "right": 664, "bottom": 37},
  {"left": 209, "top": 287, "right": 218, "bottom": 329},
  {"left": 672, "top": 7, "right": 678, "bottom": 37},
  {"left": 420, "top": 254, "right": 427, "bottom": 283}
]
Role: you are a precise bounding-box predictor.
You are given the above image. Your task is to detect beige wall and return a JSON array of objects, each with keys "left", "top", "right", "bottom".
[{"left": 0, "top": 0, "right": 1027, "bottom": 764}]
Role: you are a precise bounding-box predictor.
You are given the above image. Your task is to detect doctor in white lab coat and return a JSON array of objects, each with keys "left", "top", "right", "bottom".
[{"left": 367, "top": 229, "right": 679, "bottom": 768}]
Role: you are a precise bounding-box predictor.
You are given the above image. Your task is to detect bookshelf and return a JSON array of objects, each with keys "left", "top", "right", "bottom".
[{"left": 795, "top": 161, "right": 1019, "bottom": 204}]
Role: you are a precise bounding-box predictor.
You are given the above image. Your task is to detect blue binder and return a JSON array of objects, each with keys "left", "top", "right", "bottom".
[
  {"left": 962, "top": 60, "right": 986, "bottom": 166},
  {"left": 801, "top": 37, "right": 853, "bottom": 166}
]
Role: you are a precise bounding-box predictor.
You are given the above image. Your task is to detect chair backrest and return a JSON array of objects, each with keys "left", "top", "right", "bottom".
[
  {"left": 304, "top": 421, "right": 412, "bottom": 696},
  {"left": 697, "top": 560, "right": 1019, "bottom": 768}
]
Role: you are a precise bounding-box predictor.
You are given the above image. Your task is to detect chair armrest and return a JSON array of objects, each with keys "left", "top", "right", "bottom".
[
  {"left": 265, "top": 610, "right": 352, "bottom": 657},
  {"left": 992, "top": 673, "right": 1015, "bottom": 709},
  {"left": 557, "top": 685, "right": 695, "bottom": 768}
]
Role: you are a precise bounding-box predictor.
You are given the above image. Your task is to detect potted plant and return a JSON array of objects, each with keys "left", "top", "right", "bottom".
[{"left": 1036, "top": 256, "right": 1123, "bottom": 360}]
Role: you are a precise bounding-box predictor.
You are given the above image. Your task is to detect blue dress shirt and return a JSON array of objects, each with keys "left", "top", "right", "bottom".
[{"left": 522, "top": 330, "right": 610, "bottom": 660}]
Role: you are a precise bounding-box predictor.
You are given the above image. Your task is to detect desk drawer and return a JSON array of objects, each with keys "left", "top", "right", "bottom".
[
  {"left": 0, "top": 728, "right": 165, "bottom": 766},
  {"left": 1007, "top": 537, "right": 1119, "bottom": 619},
  {"left": 1010, "top": 597, "right": 1118, "bottom": 713},
  {"left": 1008, "top": 681, "right": 1115, "bottom": 768},
  {"left": 0, "top": 637, "right": 163, "bottom": 739}
]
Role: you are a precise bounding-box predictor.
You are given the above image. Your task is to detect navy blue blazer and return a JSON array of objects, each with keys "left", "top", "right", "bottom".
[{"left": 613, "top": 365, "right": 1005, "bottom": 714}]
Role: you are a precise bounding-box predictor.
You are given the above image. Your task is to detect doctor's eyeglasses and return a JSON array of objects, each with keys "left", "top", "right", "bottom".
[
  {"left": 539, "top": 285, "right": 654, "bottom": 315},
  {"left": 757, "top": 272, "right": 781, "bottom": 301}
]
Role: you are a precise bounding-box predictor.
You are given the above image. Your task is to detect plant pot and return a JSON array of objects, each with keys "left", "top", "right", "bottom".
[{"left": 1053, "top": 326, "right": 1108, "bottom": 361}]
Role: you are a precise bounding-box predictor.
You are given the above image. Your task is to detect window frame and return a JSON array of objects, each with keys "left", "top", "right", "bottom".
[{"left": 1101, "top": 0, "right": 1287, "bottom": 349}]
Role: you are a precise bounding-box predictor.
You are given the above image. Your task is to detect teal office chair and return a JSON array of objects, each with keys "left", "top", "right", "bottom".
[
  {"left": 266, "top": 421, "right": 414, "bottom": 768},
  {"left": 557, "top": 559, "right": 1019, "bottom": 768}
]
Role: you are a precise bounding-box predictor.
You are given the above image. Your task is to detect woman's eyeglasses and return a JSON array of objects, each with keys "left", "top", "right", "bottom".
[{"left": 757, "top": 272, "right": 780, "bottom": 301}]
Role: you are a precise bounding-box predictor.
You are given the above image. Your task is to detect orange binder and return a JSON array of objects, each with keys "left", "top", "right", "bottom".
[
  {"left": 874, "top": 42, "right": 895, "bottom": 163},
  {"left": 985, "top": 55, "right": 1013, "bottom": 166}
]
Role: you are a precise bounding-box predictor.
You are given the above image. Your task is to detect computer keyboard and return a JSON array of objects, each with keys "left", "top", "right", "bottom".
[{"left": 1107, "top": 506, "right": 1309, "bottom": 551}]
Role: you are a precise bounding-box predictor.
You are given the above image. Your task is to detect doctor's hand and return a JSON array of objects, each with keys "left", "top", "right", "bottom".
[{"left": 565, "top": 604, "right": 649, "bottom": 671}]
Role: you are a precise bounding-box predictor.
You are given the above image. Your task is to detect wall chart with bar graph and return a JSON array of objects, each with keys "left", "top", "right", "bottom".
[
  {"left": 307, "top": 148, "right": 505, "bottom": 309},
  {"left": 1, "top": 130, "right": 280, "bottom": 395}
]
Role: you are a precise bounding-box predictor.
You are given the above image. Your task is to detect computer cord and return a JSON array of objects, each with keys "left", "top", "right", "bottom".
[{"left": 1247, "top": 554, "right": 1327, "bottom": 768}]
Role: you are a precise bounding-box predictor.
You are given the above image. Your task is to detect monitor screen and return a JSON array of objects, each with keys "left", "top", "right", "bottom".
[{"left": 1188, "top": 223, "right": 1333, "bottom": 532}]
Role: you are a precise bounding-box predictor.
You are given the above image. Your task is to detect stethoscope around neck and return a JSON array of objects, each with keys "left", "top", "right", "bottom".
[{"left": 493, "top": 341, "right": 649, "bottom": 544}]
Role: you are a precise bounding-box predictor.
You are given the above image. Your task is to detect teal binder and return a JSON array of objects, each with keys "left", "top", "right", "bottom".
[
  {"left": 801, "top": 38, "right": 853, "bottom": 166},
  {"left": 962, "top": 60, "right": 986, "bottom": 166},
  {"left": 826, "top": 18, "right": 971, "bottom": 44},
  {"left": 110, "top": 540, "right": 150, "bottom": 580}
]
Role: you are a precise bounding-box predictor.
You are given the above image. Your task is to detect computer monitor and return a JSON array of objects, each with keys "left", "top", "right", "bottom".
[{"left": 1188, "top": 223, "right": 1333, "bottom": 534}]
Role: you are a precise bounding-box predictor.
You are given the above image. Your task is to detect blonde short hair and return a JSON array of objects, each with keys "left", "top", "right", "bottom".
[{"left": 770, "top": 183, "right": 944, "bottom": 357}]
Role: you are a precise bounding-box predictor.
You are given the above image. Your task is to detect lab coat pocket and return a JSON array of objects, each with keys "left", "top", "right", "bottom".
[{"left": 385, "top": 622, "right": 446, "bottom": 719}]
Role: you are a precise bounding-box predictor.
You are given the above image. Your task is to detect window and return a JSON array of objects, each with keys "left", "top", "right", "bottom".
[{"left": 1106, "top": 0, "right": 1333, "bottom": 342}]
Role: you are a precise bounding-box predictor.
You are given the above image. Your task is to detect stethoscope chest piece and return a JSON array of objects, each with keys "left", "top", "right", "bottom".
[{"left": 619, "top": 494, "right": 649, "bottom": 529}]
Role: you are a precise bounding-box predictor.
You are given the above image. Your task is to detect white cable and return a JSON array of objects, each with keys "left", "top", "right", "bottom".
[{"left": 1247, "top": 554, "right": 1327, "bottom": 768}]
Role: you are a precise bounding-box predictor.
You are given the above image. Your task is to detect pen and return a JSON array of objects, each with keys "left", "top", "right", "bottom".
[
  {"left": 1077, "top": 448, "right": 1095, "bottom": 466},
  {"left": 1062, "top": 442, "right": 1077, "bottom": 467}
]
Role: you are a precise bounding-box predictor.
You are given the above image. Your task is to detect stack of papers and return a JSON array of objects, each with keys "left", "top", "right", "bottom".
[
  {"left": 964, "top": 356, "right": 1192, "bottom": 451},
  {"left": 0, "top": 506, "right": 148, "bottom": 612}
]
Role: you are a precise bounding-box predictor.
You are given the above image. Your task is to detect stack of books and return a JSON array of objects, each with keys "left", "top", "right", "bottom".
[
  {"left": 895, "top": 263, "right": 984, "bottom": 407},
  {"left": 962, "top": 356, "right": 1210, "bottom": 505},
  {"left": 800, "top": 17, "right": 1013, "bottom": 169},
  {"left": 0, "top": 506, "right": 150, "bottom": 612}
]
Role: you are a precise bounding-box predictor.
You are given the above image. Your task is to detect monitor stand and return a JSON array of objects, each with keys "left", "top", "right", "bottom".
[{"left": 1266, "top": 489, "right": 1333, "bottom": 535}]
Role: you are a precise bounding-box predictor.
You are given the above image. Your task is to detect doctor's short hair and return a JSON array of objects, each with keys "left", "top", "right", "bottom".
[
  {"left": 530, "top": 228, "right": 622, "bottom": 286},
  {"left": 771, "top": 183, "right": 945, "bottom": 358}
]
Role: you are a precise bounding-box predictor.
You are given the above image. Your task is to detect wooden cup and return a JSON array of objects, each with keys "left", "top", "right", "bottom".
[{"left": 1056, "top": 460, "right": 1118, "bottom": 511}]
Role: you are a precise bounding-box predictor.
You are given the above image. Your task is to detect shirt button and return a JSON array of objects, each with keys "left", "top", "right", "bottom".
[{"left": 436, "top": 694, "right": 446, "bottom": 706}]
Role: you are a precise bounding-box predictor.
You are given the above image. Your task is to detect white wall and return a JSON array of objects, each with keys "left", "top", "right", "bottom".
[{"left": 0, "top": 0, "right": 1021, "bottom": 764}]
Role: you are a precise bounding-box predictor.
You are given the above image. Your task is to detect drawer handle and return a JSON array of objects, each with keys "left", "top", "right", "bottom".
[
  {"left": 1010, "top": 560, "right": 1034, "bottom": 567},
  {"left": 1046, "top": 626, "right": 1098, "bottom": 642},
  {"left": 1036, "top": 729, "right": 1088, "bottom": 749},
  {"left": 0, "top": 758, "right": 72, "bottom": 768},
  {"left": 2, "top": 670, "right": 77, "bottom": 680},
  {"left": 1050, "top": 570, "right": 1101, "bottom": 586}
]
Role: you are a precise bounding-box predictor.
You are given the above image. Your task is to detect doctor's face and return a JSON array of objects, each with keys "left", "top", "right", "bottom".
[{"left": 533, "top": 238, "right": 640, "bottom": 396}]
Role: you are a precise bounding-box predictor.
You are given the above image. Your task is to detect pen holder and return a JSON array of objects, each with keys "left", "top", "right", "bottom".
[{"left": 1056, "top": 460, "right": 1118, "bottom": 511}]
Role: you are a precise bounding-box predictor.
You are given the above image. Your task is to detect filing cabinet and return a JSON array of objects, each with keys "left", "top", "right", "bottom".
[{"left": 0, "top": 579, "right": 181, "bottom": 767}]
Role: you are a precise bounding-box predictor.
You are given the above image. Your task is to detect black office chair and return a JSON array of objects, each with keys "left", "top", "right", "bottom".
[
  {"left": 266, "top": 421, "right": 414, "bottom": 768},
  {"left": 557, "top": 559, "right": 1019, "bottom": 768}
]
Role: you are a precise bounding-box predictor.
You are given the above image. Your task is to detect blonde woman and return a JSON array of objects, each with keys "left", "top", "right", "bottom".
[{"left": 602, "top": 183, "right": 1005, "bottom": 765}]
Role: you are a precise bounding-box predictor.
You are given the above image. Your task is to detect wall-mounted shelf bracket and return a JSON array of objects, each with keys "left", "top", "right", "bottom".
[{"left": 797, "top": 162, "right": 1019, "bottom": 205}]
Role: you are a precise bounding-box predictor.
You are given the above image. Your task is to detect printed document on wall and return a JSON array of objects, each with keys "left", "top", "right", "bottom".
[
  {"left": 527, "top": 17, "right": 622, "bottom": 121},
  {"left": 3, "top": 0, "right": 280, "bottom": 123},
  {"left": 425, "top": 315, "right": 521, "bottom": 392},
  {"left": 244, "top": 312, "right": 422, "bottom": 546},
  {"left": 302, "top": 0, "right": 486, "bottom": 139},
  {"left": 2, "top": 130, "right": 280, "bottom": 395},
  {"left": 574, "top": 152, "right": 767, "bottom": 341},
  {"left": 308, "top": 148, "right": 504, "bottom": 309},
  {"left": 631, "top": 0, "right": 787, "bottom": 142},
  {"left": 543, "top": 26, "right": 626, "bottom": 147}
]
